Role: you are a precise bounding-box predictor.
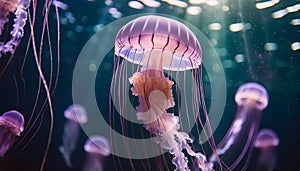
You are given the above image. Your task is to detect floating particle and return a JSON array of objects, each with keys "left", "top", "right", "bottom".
[
  {"left": 222, "top": 5, "right": 230, "bottom": 11},
  {"left": 206, "top": 0, "right": 219, "bottom": 7},
  {"left": 210, "top": 39, "right": 217, "bottom": 46},
  {"left": 272, "top": 9, "right": 288, "bottom": 19},
  {"left": 128, "top": 1, "right": 144, "bottom": 9},
  {"left": 75, "top": 25, "right": 84, "bottom": 32},
  {"left": 140, "top": 0, "right": 161, "bottom": 8},
  {"left": 290, "top": 19, "right": 300, "bottom": 26},
  {"left": 93, "top": 24, "right": 104, "bottom": 32},
  {"left": 235, "top": 54, "right": 245, "bottom": 63},
  {"left": 264, "top": 42, "right": 278, "bottom": 51},
  {"left": 186, "top": 6, "right": 202, "bottom": 15},
  {"left": 65, "top": 12, "right": 76, "bottom": 24},
  {"left": 189, "top": 0, "right": 207, "bottom": 4},
  {"left": 108, "top": 7, "right": 122, "bottom": 19},
  {"left": 229, "top": 22, "right": 252, "bottom": 32},
  {"left": 89, "top": 63, "right": 97, "bottom": 72},
  {"left": 256, "top": 0, "right": 279, "bottom": 10},
  {"left": 223, "top": 59, "right": 235, "bottom": 68},
  {"left": 291, "top": 42, "right": 300, "bottom": 51},
  {"left": 163, "top": 0, "right": 188, "bottom": 8},
  {"left": 272, "top": 4, "right": 300, "bottom": 19},
  {"left": 208, "top": 23, "right": 222, "bottom": 30},
  {"left": 112, "top": 12, "right": 122, "bottom": 19},
  {"left": 286, "top": 4, "right": 300, "bottom": 13},
  {"left": 212, "top": 63, "right": 221, "bottom": 72},
  {"left": 105, "top": 0, "right": 113, "bottom": 6}
]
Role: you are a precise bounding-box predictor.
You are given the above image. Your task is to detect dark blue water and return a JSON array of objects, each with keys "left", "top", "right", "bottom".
[{"left": 0, "top": 0, "right": 299, "bottom": 170}]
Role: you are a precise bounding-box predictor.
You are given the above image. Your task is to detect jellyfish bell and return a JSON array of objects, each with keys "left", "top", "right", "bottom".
[
  {"left": 115, "top": 15, "right": 202, "bottom": 72},
  {"left": 254, "top": 129, "right": 280, "bottom": 171},
  {"left": 59, "top": 104, "right": 88, "bottom": 168},
  {"left": 0, "top": 110, "right": 25, "bottom": 157},
  {"left": 235, "top": 82, "right": 269, "bottom": 110},
  {"left": 84, "top": 135, "right": 111, "bottom": 156},
  {"left": 64, "top": 104, "right": 88, "bottom": 124},
  {"left": 113, "top": 15, "right": 214, "bottom": 170},
  {"left": 254, "top": 129, "right": 279, "bottom": 149},
  {"left": 0, "top": 110, "right": 24, "bottom": 135},
  {"left": 82, "top": 135, "right": 111, "bottom": 171}
]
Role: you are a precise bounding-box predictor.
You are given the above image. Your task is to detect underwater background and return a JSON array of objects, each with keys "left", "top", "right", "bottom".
[{"left": 0, "top": 0, "right": 299, "bottom": 170}]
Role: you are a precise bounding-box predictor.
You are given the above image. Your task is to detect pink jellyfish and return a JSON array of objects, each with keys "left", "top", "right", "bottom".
[
  {"left": 209, "top": 82, "right": 269, "bottom": 170},
  {"left": 59, "top": 104, "right": 88, "bottom": 167},
  {"left": 0, "top": 110, "right": 24, "bottom": 157},
  {"left": 254, "top": 129, "right": 279, "bottom": 171},
  {"left": 82, "top": 135, "right": 111, "bottom": 171},
  {"left": 113, "top": 15, "right": 214, "bottom": 171}
]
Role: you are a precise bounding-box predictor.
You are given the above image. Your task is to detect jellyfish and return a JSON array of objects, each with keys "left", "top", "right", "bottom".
[
  {"left": 0, "top": 0, "right": 30, "bottom": 57},
  {"left": 82, "top": 135, "right": 111, "bottom": 171},
  {"left": 0, "top": 110, "right": 24, "bottom": 157},
  {"left": 112, "top": 15, "right": 215, "bottom": 171},
  {"left": 59, "top": 104, "right": 88, "bottom": 167},
  {"left": 209, "top": 82, "right": 269, "bottom": 170},
  {"left": 254, "top": 129, "right": 279, "bottom": 171},
  {"left": 0, "top": 0, "right": 60, "bottom": 170}
]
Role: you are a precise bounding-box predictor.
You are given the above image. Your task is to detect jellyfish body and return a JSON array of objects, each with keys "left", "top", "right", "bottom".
[
  {"left": 82, "top": 135, "right": 110, "bottom": 171},
  {"left": 114, "top": 15, "right": 212, "bottom": 171},
  {"left": 209, "top": 82, "right": 269, "bottom": 170},
  {"left": 59, "top": 104, "right": 88, "bottom": 168},
  {"left": 0, "top": 0, "right": 31, "bottom": 57},
  {"left": 254, "top": 129, "right": 279, "bottom": 171},
  {"left": 0, "top": 110, "right": 24, "bottom": 157}
]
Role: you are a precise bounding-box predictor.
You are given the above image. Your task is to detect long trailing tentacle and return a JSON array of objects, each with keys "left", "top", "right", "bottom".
[{"left": 131, "top": 70, "right": 213, "bottom": 171}]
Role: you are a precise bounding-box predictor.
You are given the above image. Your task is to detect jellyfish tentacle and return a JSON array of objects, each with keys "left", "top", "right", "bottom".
[
  {"left": 183, "top": 142, "right": 212, "bottom": 171},
  {"left": 130, "top": 70, "right": 213, "bottom": 171},
  {"left": 0, "top": 17, "right": 9, "bottom": 35},
  {"left": 209, "top": 118, "right": 244, "bottom": 163},
  {"left": 0, "top": 126, "right": 18, "bottom": 157},
  {"left": 59, "top": 119, "right": 80, "bottom": 168},
  {"left": 0, "top": 0, "right": 30, "bottom": 57}
]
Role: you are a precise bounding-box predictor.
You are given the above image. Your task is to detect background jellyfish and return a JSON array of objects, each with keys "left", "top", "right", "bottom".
[
  {"left": 209, "top": 82, "right": 269, "bottom": 170},
  {"left": 111, "top": 15, "right": 217, "bottom": 171},
  {"left": 254, "top": 129, "right": 279, "bottom": 171},
  {"left": 0, "top": 110, "right": 24, "bottom": 157},
  {"left": 59, "top": 104, "right": 88, "bottom": 167},
  {"left": 82, "top": 135, "right": 111, "bottom": 171}
]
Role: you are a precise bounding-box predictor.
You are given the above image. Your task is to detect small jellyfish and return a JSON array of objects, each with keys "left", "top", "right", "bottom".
[
  {"left": 82, "top": 135, "right": 111, "bottom": 171},
  {"left": 209, "top": 82, "right": 269, "bottom": 170},
  {"left": 0, "top": 0, "right": 31, "bottom": 57},
  {"left": 59, "top": 104, "right": 88, "bottom": 168},
  {"left": 0, "top": 110, "right": 24, "bottom": 157},
  {"left": 254, "top": 129, "right": 279, "bottom": 171}
]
